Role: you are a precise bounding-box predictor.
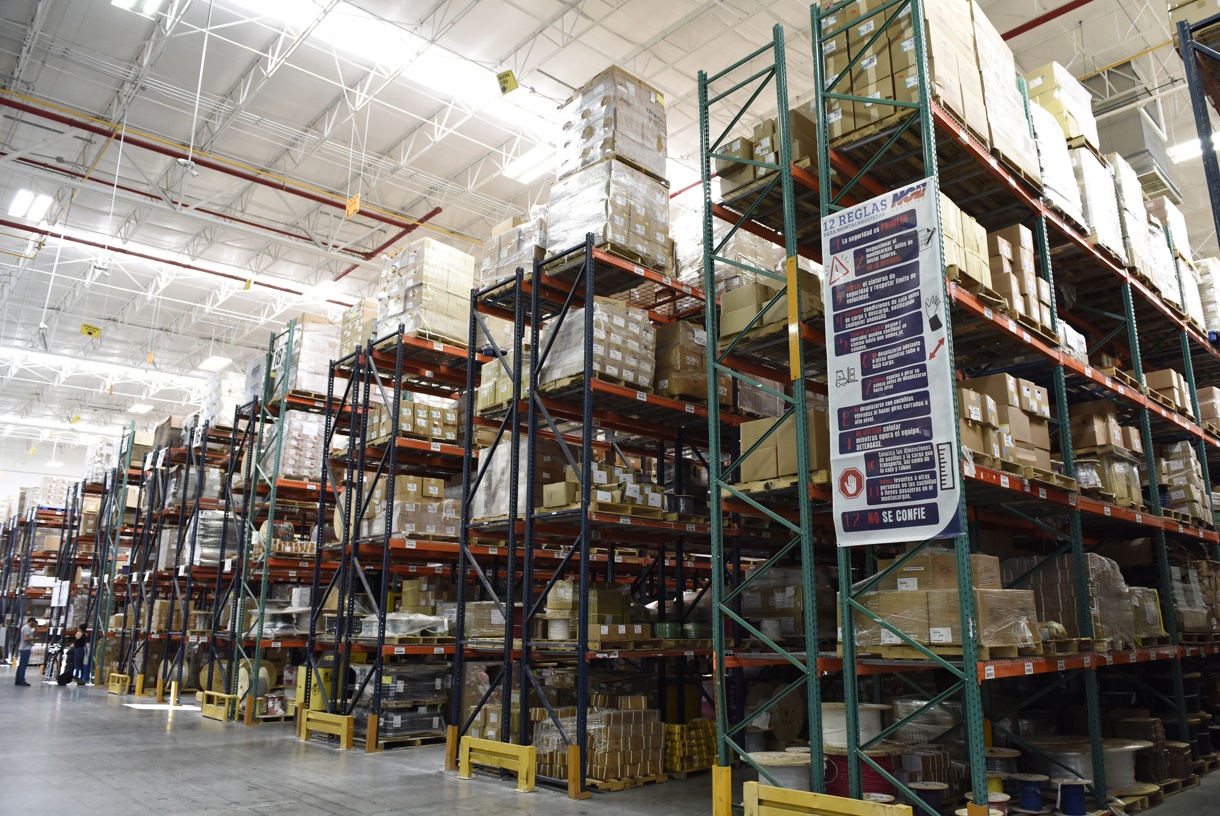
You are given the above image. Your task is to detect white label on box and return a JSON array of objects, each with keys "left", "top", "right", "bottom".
[
  {"left": 858, "top": 20, "right": 874, "bottom": 36},
  {"left": 491, "top": 609, "right": 504, "bottom": 625},
  {"left": 594, "top": 470, "right": 608, "bottom": 484},
  {"left": 929, "top": 627, "right": 952, "bottom": 644},
  {"left": 861, "top": 55, "right": 877, "bottom": 70},
  {"left": 897, "top": 577, "right": 919, "bottom": 591},
  {"left": 596, "top": 490, "right": 612, "bottom": 502},
  {"left": 828, "top": 109, "right": 842, "bottom": 124},
  {"left": 968, "top": 406, "right": 981, "bottom": 421},
  {"left": 879, "top": 628, "right": 902, "bottom": 645}
]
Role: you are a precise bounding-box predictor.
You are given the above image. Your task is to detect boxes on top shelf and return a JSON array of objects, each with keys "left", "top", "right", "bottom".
[
  {"left": 1068, "top": 147, "right": 1125, "bottom": 261},
  {"left": 479, "top": 213, "right": 547, "bottom": 289},
  {"left": 339, "top": 298, "right": 377, "bottom": 358},
  {"left": 970, "top": 0, "right": 1041, "bottom": 183},
  {"left": 1147, "top": 195, "right": 1192, "bottom": 262},
  {"left": 546, "top": 157, "right": 671, "bottom": 272},
  {"left": 1021, "top": 62, "right": 1100, "bottom": 152},
  {"left": 653, "top": 321, "right": 732, "bottom": 405},
  {"left": 536, "top": 298, "right": 657, "bottom": 391},
  {"left": 556, "top": 65, "right": 667, "bottom": 183},
  {"left": 1028, "top": 100, "right": 1085, "bottom": 226},
  {"left": 1002, "top": 552, "right": 1136, "bottom": 647},
  {"left": 201, "top": 371, "right": 244, "bottom": 427},
  {"left": 268, "top": 312, "right": 339, "bottom": 397}
]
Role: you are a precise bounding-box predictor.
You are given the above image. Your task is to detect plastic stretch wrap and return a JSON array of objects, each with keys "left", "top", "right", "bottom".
[
  {"left": 1129, "top": 586, "right": 1167, "bottom": 640},
  {"left": 537, "top": 300, "right": 656, "bottom": 389},
  {"left": 971, "top": 1, "right": 1041, "bottom": 183},
  {"left": 839, "top": 587, "right": 1037, "bottom": 649},
  {"left": 353, "top": 704, "right": 445, "bottom": 737},
  {"left": 351, "top": 663, "right": 449, "bottom": 705},
  {"left": 167, "top": 465, "right": 222, "bottom": 509},
  {"left": 1025, "top": 62, "right": 1100, "bottom": 147},
  {"left": 1107, "top": 152, "right": 1154, "bottom": 273},
  {"left": 479, "top": 214, "right": 547, "bottom": 288},
  {"left": 358, "top": 611, "right": 450, "bottom": 638},
  {"left": 1148, "top": 196, "right": 1192, "bottom": 261},
  {"left": 671, "top": 204, "right": 780, "bottom": 293},
  {"left": 185, "top": 509, "right": 242, "bottom": 567},
  {"left": 1057, "top": 321, "right": 1088, "bottom": 364},
  {"left": 1169, "top": 562, "right": 1213, "bottom": 632},
  {"left": 1069, "top": 148, "right": 1124, "bottom": 259},
  {"left": 250, "top": 409, "right": 327, "bottom": 482},
  {"left": 247, "top": 611, "right": 297, "bottom": 638},
  {"left": 470, "top": 437, "right": 565, "bottom": 521},
  {"left": 362, "top": 499, "right": 459, "bottom": 540},
  {"left": 890, "top": 697, "right": 964, "bottom": 747},
  {"left": 1028, "top": 102, "right": 1084, "bottom": 225},
  {"left": 1196, "top": 257, "right": 1220, "bottom": 332},
  {"left": 557, "top": 66, "right": 666, "bottom": 182},
  {"left": 1001, "top": 552, "right": 1135, "bottom": 647},
  {"left": 83, "top": 440, "right": 117, "bottom": 484},
  {"left": 378, "top": 237, "right": 486, "bottom": 347},
  {"left": 533, "top": 707, "right": 665, "bottom": 781},
  {"left": 1182, "top": 262, "right": 1206, "bottom": 327},
  {"left": 546, "top": 158, "right": 671, "bottom": 271},
  {"left": 272, "top": 321, "right": 338, "bottom": 395},
  {"left": 1146, "top": 219, "right": 1182, "bottom": 306},
  {"left": 201, "top": 371, "right": 244, "bottom": 427}
]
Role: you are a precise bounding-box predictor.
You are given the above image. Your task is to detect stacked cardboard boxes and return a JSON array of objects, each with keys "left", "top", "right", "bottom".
[
  {"left": 556, "top": 66, "right": 666, "bottom": 183},
  {"left": 201, "top": 371, "right": 244, "bottom": 427},
  {"left": 270, "top": 314, "right": 339, "bottom": 396},
  {"left": 1143, "top": 368, "right": 1195, "bottom": 418},
  {"left": 1129, "top": 586, "right": 1168, "bottom": 643},
  {"left": 717, "top": 111, "right": 816, "bottom": 194},
  {"left": 1196, "top": 257, "right": 1220, "bottom": 333},
  {"left": 718, "top": 270, "right": 821, "bottom": 339},
  {"left": 956, "top": 384, "right": 1001, "bottom": 461},
  {"left": 1001, "top": 552, "right": 1135, "bottom": 648},
  {"left": 378, "top": 237, "right": 490, "bottom": 347},
  {"left": 478, "top": 215, "right": 547, "bottom": 289},
  {"left": 1069, "top": 148, "right": 1125, "bottom": 260},
  {"left": 256, "top": 410, "right": 327, "bottom": 482},
  {"left": 986, "top": 224, "right": 1054, "bottom": 331},
  {"left": 83, "top": 440, "right": 116, "bottom": 484},
  {"left": 966, "top": 373, "right": 1052, "bottom": 470},
  {"left": 736, "top": 404, "right": 831, "bottom": 482},
  {"left": 665, "top": 719, "right": 716, "bottom": 772},
  {"left": 369, "top": 396, "right": 460, "bottom": 444},
  {"left": 971, "top": 0, "right": 1041, "bottom": 181},
  {"left": 1197, "top": 385, "right": 1220, "bottom": 425},
  {"left": 1147, "top": 196, "right": 1192, "bottom": 262},
  {"left": 339, "top": 299, "right": 377, "bottom": 359},
  {"left": 1107, "top": 153, "right": 1155, "bottom": 280},
  {"left": 39, "top": 477, "right": 71, "bottom": 509},
  {"left": 740, "top": 565, "right": 836, "bottom": 643},
  {"left": 940, "top": 193, "right": 990, "bottom": 290},
  {"left": 1169, "top": 561, "right": 1219, "bottom": 632},
  {"left": 537, "top": 298, "right": 657, "bottom": 391},
  {"left": 470, "top": 437, "right": 565, "bottom": 522},
  {"left": 1021, "top": 62, "right": 1099, "bottom": 152},
  {"left": 654, "top": 322, "right": 731, "bottom": 405},
  {"left": 672, "top": 205, "right": 780, "bottom": 293},
  {"left": 1161, "top": 441, "right": 1213, "bottom": 524}
]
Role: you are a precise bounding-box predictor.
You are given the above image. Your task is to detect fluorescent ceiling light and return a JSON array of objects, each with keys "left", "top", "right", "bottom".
[
  {"left": 128, "top": 403, "right": 154, "bottom": 414},
  {"left": 301, "top": 280, "right": 339, "bottom": 302},
  {"left": 44, "top": 460, "right": 63, "bottom": 468},
  {"left": 8, "top": 189, "right": 52, "bottom": 221},
  {"left": 0, "top": 346, "right": 206, "bottom": 388},
  {"left": 198, "top": 356, "right": 232, "bottom": 372},
  {"left": 0, "top": 414, "right": 122, "bottom": 437},
  {"left": 112, "top": 0, "right": 164, "bottom": 18},
  {"left": 503, "top": 144, "right": 555, "bottom": 185},
  {"left": 1168, "top": 133, "right": 1220, "bottom": 164}
]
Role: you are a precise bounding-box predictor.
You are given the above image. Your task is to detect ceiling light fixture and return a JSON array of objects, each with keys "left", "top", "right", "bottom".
[
  {"left": 128, "top": 403, "right": 154, "bottom": 414},
  {"left": 503, "top": 143, "right": 556, "bottom": 185},
  {"left": 112, "top": 0, "right": 165, "bottom": 19},
  {"left": 198, "top": 355, "right": 232, "bottom": 372},
  {"left": 8, "top": 189, "right": 53, "bottom": 221},
  {"left": 1168, "top": 133, "right": 1220, "bottom": 164}
]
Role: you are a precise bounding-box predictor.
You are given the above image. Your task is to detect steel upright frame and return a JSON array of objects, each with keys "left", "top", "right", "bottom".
[
  {"left": 43, "top": 482, "right": 83, "bottom": 680},
  {"left": 1178, "top": 16, "right": 1220, "bottom": 317},
  {"left": 698, "top": 23, "right": 825, "bottom": 805},
  {"left": 115, "top": 447, "right": 159, "bottom": 694},
  {"left": 90, "top": 424, "right": 136, "bottom": 685}
]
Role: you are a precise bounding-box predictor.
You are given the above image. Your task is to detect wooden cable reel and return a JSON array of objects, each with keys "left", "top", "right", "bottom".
[
  {"left": 197, "top": 658, "right": 230, "bottom": 694},
  {"left": 769, "top": 682, "right": 807, "bottom": 744},
  {"left": 237, "top": 658, "right": 277, "bottom": 699}
]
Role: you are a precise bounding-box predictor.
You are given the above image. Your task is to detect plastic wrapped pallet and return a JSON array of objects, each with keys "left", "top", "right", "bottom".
[
  {"left": 1169, "top": 562, "right": 1215, "bottom": 632},
  {"left": 1146, "top": 219, "right": 1182, "bottom": 307},
  {"left": 837, "top": 588, "right": 1037, "bottom": 649},
  {"left": 479, "top": 213, "right": 548, "bottom": 289},
  {"left": 271, "top": 317, "right": 339, "bottom": 395},
  {"left": 1107, "top": 152, "right": 1154, "bottom": 275},
  {"left": 201, "top": 371, "right": 245, "bottom": 427},
  {"left": 1182, "top": 260, "right": 1206, "bottom": 327},
  {"left": 39, "top": 477, "right": 70, "bottom": 509},
  {"left": 1028, "top": 101, "right": 1084, "bottom": 226},
  {"left": 352, "top": 704, "right": 445, "bottom": 738},
  {"left": 185, "top": 509, "right": 242, "bottom": 567},
  {"left": 1001, "top": 552, "right": 1135, "bottom": 648},
  {"left": 556, "top": 66, "right": 666, "bottom": 182},
  {"left": 1147, "top": 196, "right": 1192, "bottom": 261},
  {"left": 546, "top": 158, "right": 671, "bottom": 271},
  {"left": 671, "top": 204, "right": 779, "bottom": 293},
  {"left": 83, "top": 440, "right": 117, "bottom": 484},
  {"left": 1069, "top": 148, "right": 1124, "bottom": 259},
  {"left": 1022, "top": 62, "right": 1100, "bottom": 150},
  {"left": 536, "top": 299, "right": 656, "bottom": 390},
  {"left": 470, "top": 437, "right": 566, "bottom": 522},
  {"left": 970, "top": 0, "right": 1041, "bottom": 183},
  {"left": 1196, "top": 257, "right": 1220, "bottom": 332},
  {"left": 378, "top": 237, "right": 490, "bottom": 347},
  {"left": 253, "top": 409, "right": 328, "bottom": 482},
  {"left": 1129, "top": 586, "right": 1168, "bottom": 641},
  {"left": 1057, "top": 321, "right": 1088, "bottom": 365},
  {"left": 533, "top": 706, "right": 665, "bottom": 781}
]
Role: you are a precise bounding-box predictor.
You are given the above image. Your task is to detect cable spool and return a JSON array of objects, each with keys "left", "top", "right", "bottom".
[
  {"left": 749, "top": 752, "right": 813, "bottom": 792},
  {"left": 909, "top": 781, "right": 948, "bottom": 811},
  {"left": 986, "top": 746, "right": 1021, "bottom": 775},
  {"left": 758, "top": 619, "right": 783, "bottom": 641},
  {"left": 237, "top": 658, "right": 276, "bottom": 700},
  {"left": 1163, "top": 716, "right": 1203, "bottom": 759},
  {"left": 864, "top": 793, "right": 895, "bottom": 805},
  {"left": 653, "top": 622, "right": 682, "bottom": 639},
  {"left": 821, "top": 702, "right": 890, "bottom": 746},
  {"left": 1053, "top": 778, "right": 1089, "bottom": 816},
  {"left": 824, "top": 743, "right": 901, "bottom": 799},
  {"left": 1026, "top": 737, "right": 1151, "bottom": 795},
  {"left": 1009, "top": 774, "right": 1051, "bottom": 815},
  {"left": 547, "top": 617, "right": 570, "bottom": 640},
  {"left": 198, "top": 659, "right": 229, "bottom": 694},
  {"left": 965, "top": 791, "right": 1010, "bottom": 815},
  {"left": 683, "top": 622, "right": 710, "bottom": 638},
  {"left": 768, "top": 682, "right": 807, "bottom": 744},
  {"left": 989, "top": 773, "right": 1009, "bottom": 794}
]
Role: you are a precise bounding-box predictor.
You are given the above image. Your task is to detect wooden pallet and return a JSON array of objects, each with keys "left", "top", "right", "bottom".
[
  {"left": 1099, "top": 367, "right": 1141, "bottom": 391},
  {"left": 668, "top": 766, "right": 713, "bottom": 781},
  {"left": 545, "top": 500, "right": 664, "bottom": 520},
  {"left": 654, "top": 639, "right": 714, "bottom": 649},
  {"left": 585, "top": 772, "right": 668, "bottom": 792},
  {"left": 538, "top": 371, "right": 646, "bottom": 396},
  {"left": 362, "top": 733, "right": 447, "bottom": 750},
  {"left": 377, "top": 635, "right": 456, "bottom": 645},
  {"left": 1180, "top": 772, "right": 1202, "bottom": 790},
  {"left": 1144, "top": 386, "right": 1181, "bottom": 413},
  {"left": 1194, "top": 756, "right": 1220, "bottom": 774},
  {"left": 732, "top": 471, "right": 831, "bottom": 496},
  {"left": 662, "top": 513, "right": 711, "bottom": 525},
  {"left": 271, "top": 390, "right": 332, "bottom": 413},
  {"left": 1135, "top": 634, "right": 1172, "bottom": 647},
  {"left": 1119, "top": 792, "right": 1150, "bottom": 813},
  {"left": 1180, "top": 632, "right": 1219, "bottom": 643},
  {"left": 1021, "top": 465, "right": 1078, "bottom": 492},
  {"left": 1014, "top": 312, "right": 1061, "bottom": 347},
  {"left": 1044, "top": 637, "right": 1092, "bottom": 654},
  {"left": 844, "top": 642, "right": 1044, "bottom": 662}
]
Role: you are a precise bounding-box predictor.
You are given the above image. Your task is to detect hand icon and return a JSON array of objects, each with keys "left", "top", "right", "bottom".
[{"left": 925, "top": 293, "right": 943, "bottom": 332}]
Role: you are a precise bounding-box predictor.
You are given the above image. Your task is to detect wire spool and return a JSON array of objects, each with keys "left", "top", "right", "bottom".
[
  {"left": 748, "top": 752, "right": 813, "bottom": 792},
  {"left": 1009, "top": 774, "right": 1051, "bottom": 815},
  {"left": 864, "top": 793, "right": 895, "bottom": 805},
  {"left": 150, "top": 658, "right": 196, "bottom": 690},
  {"left": 197, "top": 659, "right": 229, "bottom": 694},
  {"left": 821, "top": 702, "right": 890, "bottom": 747},
  {"left": 986, "top": 746, "right": 1021, "bottom": 775},
  {"left": 1052, "top": 778, "right": 1089, "bottom": 816},
  {"left": 989, "top": 773, "right": 1010, "bottom": 794},
  {"left": 824, "top": 742, "right": 901, "bottom": 799},
  {"left": 237, "top": 658, "right": 277, "bottom": 700},
  {"left": 1150, "top": 671, "right": 1202, "bottom": 713},
  {"left": 745, "top": 729, "right": 767, "bottom": 752},
  {"left": 965, "top": 791, "right": 1011, "bottom": 815},
  {"left": 1025, "top": 737, "right": 1151, "bottom": 795},
  {"left": 909, "top": 781, "right": 948, "bottom": 811},
  {"left": 653, "top": 622, "right": 682, "bottom": 639},
  {"left": 1199, "top": 717, "right": 1214, "bottom": 756},
  {"left": 547, "top": 617, "right": 570, "bottom": 640},
  {"left": 682, "top": 622, "right": 710, "bottom": 638},
  {"left": 1163, "top": 716, "right": 1202, "bottom": 759},
  {"left": 758, "top": 619, "right": 783, "bottom": 642},
  {"left": 768, "top": 683, "right": 807, "bottom": 743}
]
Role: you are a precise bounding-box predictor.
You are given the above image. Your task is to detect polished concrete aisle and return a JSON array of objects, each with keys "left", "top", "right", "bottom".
[
  {"left": 4, "top": 666, "right": 1220, "bottom": 815},
  {"left": 0, "top": 667, "right": 712, "bottom": 816}
]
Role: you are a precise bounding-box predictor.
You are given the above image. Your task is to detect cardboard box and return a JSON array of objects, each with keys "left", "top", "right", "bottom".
[
  {"left": 544, "top": 482, "right": 580, "bottom": 508},
  {"left": 875, "top": 552, "right": 1002, "bottom": 591},
  {"left": 969, "top": 373, "right": 1020, "bottom": 409}
]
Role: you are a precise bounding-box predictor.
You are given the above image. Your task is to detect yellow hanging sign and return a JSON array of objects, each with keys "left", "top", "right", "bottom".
[
  {"left": 244, "top": 278, "right": 253, "bottom": 290},
  {"left": 70, "top": 416, "right": 80, "bottom": 424},
  {"left": 497, "top": 70, "right": 519, "bottom": 95},
  {"left": 80, "top": 323, "right": 102, "bottom": 339},
  {"left": 345, "top": 194, "right": 360, "bottom": 219}
]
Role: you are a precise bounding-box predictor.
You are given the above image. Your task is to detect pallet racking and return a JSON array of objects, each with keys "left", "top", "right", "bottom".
[
  {"left": 1177, "top": 14, "right": 1220, "bottom": 278},
  {"left": 90, "top": 425, "right": 137, "bottom": 686},
  {"left": 699, "top": 1, "right": 1220, "bottom": 812}
]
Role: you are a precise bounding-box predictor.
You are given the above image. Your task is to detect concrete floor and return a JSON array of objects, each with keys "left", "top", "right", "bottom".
[{"left": 3, "top": 665, "right": 1219, "bottom": 816}]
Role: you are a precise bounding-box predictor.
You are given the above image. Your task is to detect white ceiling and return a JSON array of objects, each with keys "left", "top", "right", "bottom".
[{"left": 0, "top": 0, "right": 1212, "bottom": 447}]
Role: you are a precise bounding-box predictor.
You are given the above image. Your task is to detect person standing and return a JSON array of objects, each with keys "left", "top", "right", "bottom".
[
  {"left": 71, "top": 625, "right": 88, "bottom": 685},
  {"left": 15, "top": 617, "right": 35, "bottom": 686}
]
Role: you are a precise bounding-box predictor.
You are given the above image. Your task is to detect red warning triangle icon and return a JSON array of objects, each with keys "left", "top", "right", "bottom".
[{"left": 829, "top": 255, "right": 851, "bottom": 285}]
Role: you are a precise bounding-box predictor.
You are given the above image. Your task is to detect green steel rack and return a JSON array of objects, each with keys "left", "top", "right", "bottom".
[
  {"left": 90, "top": 423, "right": 136, "bottom": 686},
  {"left": 698, "top": 23, "right": 826, "bottom": 801}
]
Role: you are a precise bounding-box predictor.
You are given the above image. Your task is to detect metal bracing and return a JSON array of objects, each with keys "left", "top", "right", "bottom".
[
  {"left": 41, "top": 481, "right": 82, "bottom": 681},
  {"left": 1178, "top": 17, "right": 1220, "bottom": 258},
  {"left": 89, "top": 424, "right": 136, "bottom": 685},
  {"left": 699, "top": 22, "right": 824, "bottom": 803}
]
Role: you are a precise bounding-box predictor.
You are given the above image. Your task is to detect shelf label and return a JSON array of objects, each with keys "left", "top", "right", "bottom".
[
  {"left": 1135, "top": 513, "right": 1142, "bottom": 523},
  {"left": 404, "top": 541, "right": 415, "bottom": 549},
  {"left": 822, "top": 177, "right": 961, "bottom": 547},
  {"left": 1000, "top": 475, "right": 1009, "bottom": 489},
  {"left": 487, "top": 547, "right": 498, "bottom": 555},
  {"left": 1084, "top": 655, "right": 1091, "bottom": 667},
  {"left": 684, "top": 650, "right": 694, "bottom": 656},
  {"left": 433, "top": 342, "right": 443, "bottom": 351},
  {"left": 983, "top": 306, "right": 992, "bottom": 320},
  {"left": 636, "top": 391, "right": 648, "bottom": 402},
  {"left": 619, "top": 516, "right": 631, "bottom": 524},
  {"left": 1104, "top": 506, "right": 1111, "bottom": 516},
  {"left": 1038, "top": 488, "right": 1046, "bottom": 499},
  {"left": 430, "top": 442, "right": 441, "bottom": 452},
  {"left": 1024, "top": 662, "right": 1034, "bottom": 675},
  {"left": 272, "top": 641, "right": 281, "bottom": 648},
  {"left": 1058, "top": 659, "right": 1066, "bottom": 671},
  {"left": 685, "top": 404, "right": 695, "bottom": 413},
  {"left": 686, "top": 524, "right": 696, "bottom": 532},
  {"left": 434, "top": 647, "right": 444, "bottom": 654},
  {"left": 984, "top": 666, "right": 995, "bottom": 679},
  {"left": 394, "top": 646, "right": 405, "bottom": 655}
]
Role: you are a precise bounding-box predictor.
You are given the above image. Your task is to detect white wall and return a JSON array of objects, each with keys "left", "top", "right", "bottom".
[{"left": 0, "top": 441, "right": 89, "bottom": 502}]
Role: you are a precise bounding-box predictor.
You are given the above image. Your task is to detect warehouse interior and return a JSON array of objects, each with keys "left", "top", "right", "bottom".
[{"left": 4, "top": 1, "right": 1220, "bottom": 815}]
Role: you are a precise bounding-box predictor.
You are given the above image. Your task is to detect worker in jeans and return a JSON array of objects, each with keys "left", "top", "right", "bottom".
[
  {"left": 15, "top": 617, "right": 35, "bottom": 686},
  {"left": 71, "top": 625, "right": 88, "bottom": 684}
]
